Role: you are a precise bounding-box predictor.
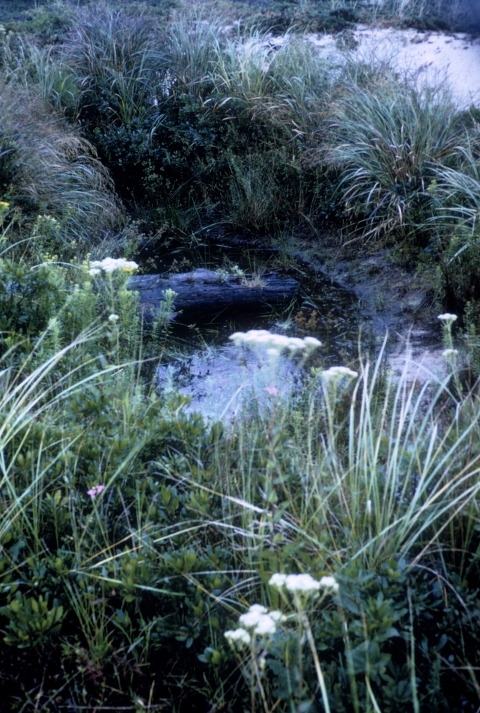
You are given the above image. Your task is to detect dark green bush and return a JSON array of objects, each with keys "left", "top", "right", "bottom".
[
  {"left": 0, "top": 365, "right": 233, "bottom": 708},
  {"left": 4, "top": 2, "right": 75, "bottom": 45},
  {"left": 0, "top": 258, "right": 65, "bottom": 349}
]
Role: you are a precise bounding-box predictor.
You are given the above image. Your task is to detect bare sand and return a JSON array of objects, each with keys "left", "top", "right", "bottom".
[{"left": 308, "top": 25, "right": 480, "bottom": 108}]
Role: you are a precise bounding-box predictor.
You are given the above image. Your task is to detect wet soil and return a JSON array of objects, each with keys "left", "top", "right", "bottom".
[
  {"left": 291, "top": 235, "right": 451, "bottom": 384},
  {"left": 154, "top": 226, "right": 452, "bottom": 421}
]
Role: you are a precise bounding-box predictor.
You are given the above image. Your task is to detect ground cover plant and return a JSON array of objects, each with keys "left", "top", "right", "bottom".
[{"left": 2, "top": 0, "right": 480, "bottom": 710}]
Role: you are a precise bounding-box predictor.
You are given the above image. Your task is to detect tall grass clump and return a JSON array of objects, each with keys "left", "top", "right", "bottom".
[
  {"left": 64, "top": 3, "right": 161, "bottom": 127},
  {"left": 165, "top": 6, "right": 226, "bottom": 87},
  {"left": 0, "top": 81, "right": 123, "bottom": 256},
  {"left": 426, "top": 134, "right": 480, "bottom": 309},
  {"left": 130, "top": 328, "right": 480, "bottom": 712},
  {"left": 56, "top": 4, "right": 178, "bottom": 205},
  {"left": 329, "top": 63, "right": 464, "bottom": 247},
  {"left": 6, "top": 38, "right": 81, "bottom": 116}
]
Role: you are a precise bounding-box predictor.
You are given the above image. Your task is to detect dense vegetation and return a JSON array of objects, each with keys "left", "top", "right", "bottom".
[{"left": 1, "top": 0, "right": 480, "bottom": 710}]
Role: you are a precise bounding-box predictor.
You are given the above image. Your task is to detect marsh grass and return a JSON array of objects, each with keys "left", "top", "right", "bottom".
[
  {"left": 31, "top": 2, "right": 477, "bottom": 243},
  {"left": 2, "top": 301, "right": 480, "bottom": 708},
  {"left": 329, "top": 64, "right": 462, "bottom": 245},
  {"left": 63, "top": 3, "right": 162, "bottom": 126},
  {"left": 0, "top": 81, "right": 123, "bottom": 255},
  {"left": 165, "top": 6, "right": 226, "bottom": 88},
  {"left": 206, "top": 344, "right": 480, "bottom": 574}
]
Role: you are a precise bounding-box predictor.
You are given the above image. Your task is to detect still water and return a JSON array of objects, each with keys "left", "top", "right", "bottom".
[{"left": 153, "top": 243, "right": 369, "bottom": 421}]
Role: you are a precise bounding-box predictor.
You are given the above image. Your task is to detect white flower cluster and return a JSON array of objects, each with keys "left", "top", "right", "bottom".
[
  {"left": 438, "top": 313, "right": 457, "bottom": 323},
  {"left": 269, "top": 572, "right": 339, "bottom": 594},
  {"left": 89, "top": 257, "right": 139, "bottom": 275},
  {"left": 322, "top": 366, "right": 358, "bottom": 381},
  {"left": 225, "top": 604, "right": 286, "bottom": 647},
  {"left": 224, "top": 628, "right": 251, "bottom": 647},
  {"left": 229, "top": 329, "right": 321, "bottom": 356},
  {"left": 239, "top": 603, "right": 285, "bottom": 635}
]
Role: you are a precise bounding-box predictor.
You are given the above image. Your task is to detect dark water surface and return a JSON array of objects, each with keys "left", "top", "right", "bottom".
[{"left": 152, "top": 241, "right": 368, "bottom": 420}]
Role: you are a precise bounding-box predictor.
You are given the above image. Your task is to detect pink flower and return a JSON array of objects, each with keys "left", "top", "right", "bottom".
[
  {"left": 87, "top": 485, "right": 106, "bottom": 499},
  {"left": 264, "top": 386, "right": 278, "bottom": 396}
]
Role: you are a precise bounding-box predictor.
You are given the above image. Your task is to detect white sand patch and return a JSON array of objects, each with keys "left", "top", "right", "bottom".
[
  {"left": 305, "top": 26, "right": 480, "bottom": 108},
  {"left": 352, "top": 26, "right": 480, "bottom": 108}
]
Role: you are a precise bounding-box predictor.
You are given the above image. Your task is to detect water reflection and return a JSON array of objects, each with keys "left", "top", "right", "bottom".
[{"left": 155, "top": 249, "right": 367, "bottom": 421}]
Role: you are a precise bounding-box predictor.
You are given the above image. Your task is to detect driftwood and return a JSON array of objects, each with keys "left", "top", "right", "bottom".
[{"left": 128, "top": 268, "right": 299, "bottom": 315}]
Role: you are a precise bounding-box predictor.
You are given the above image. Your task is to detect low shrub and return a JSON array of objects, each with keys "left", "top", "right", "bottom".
[
  {"left": 3, "top": 1, "right": 75, "bottom": 46},
  {"left": 0, "top": 258, "right": 66, "bottom": 351}
]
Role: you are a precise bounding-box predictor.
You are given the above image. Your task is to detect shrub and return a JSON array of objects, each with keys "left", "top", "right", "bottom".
[
  {"left": 57, "top": 6, "right": 334, "bottom": 230},
  {"left": 0, "top": 258, "right": 65, "bottom": 352},
  {"left": 0, "top": 332, "right": 229, "bottom": 708},
  {"left": 4, "top": 1, "right": 75, "bottom": 46}
]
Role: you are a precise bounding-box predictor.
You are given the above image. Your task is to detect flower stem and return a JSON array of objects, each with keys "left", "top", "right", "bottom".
[{"left": 302, "top": 612, "right": 331, "bottom": 713}]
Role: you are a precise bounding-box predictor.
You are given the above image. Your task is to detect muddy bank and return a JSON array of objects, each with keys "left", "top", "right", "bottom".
[
  {"left": 154, "top": 229, "right": 456, "bottom": 423},
  {"left": 286, "top": 235, "right": 453, "bottom": 383}
]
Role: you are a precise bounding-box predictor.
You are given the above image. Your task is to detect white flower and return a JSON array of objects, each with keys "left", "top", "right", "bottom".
[
  {"left": 266, "top": 348, "right": 280, "bottom": 357},
  {"left": 322, "top": 366, "right": 358, "bottom": 380},
  {"left": 225, "top": 628, "right": 251, "bottom": 647},
  {"left": 285, "top": 574, "right": 321, "bottom": 594},
  {"left": 287, "top": 337, "right": 306, "bottom": 351},
  {"left": 238, "top": 605, "right": 279, "bottom": 636},
  {"left": 272, "top": 335, "right": 291, "bottom": 349},
  {"left": 442, "top": 349, "right": 458, "bottom": 358},
  {"left": 269, "top": 573, "right": 288, "bottom": 589},
  {"left": 239, "top": 604, "right": 268, "bottom": 629},
  {"left": 109, "top": 314, "right": 119, "bottom": 322},
  {"left": 254, "top": 614, "right": 277, "bottom": 636},
  {"left": 304, "top": 336, "right": 322, "bottom": 349},
  {"left": 438, "top": 313, "right": 457, "bottom": 323},
  {"left": 229, "top": 330, "right": 321, "bottom": 354},
  {"left": 89, "top": 268, "right": 101, "bottom": 276},
  {"left": 229, "top": 331, "right": 246, "bottom": 343},
  {"left": 248, "top": 603, "right": 268, "bottom": 614},
  {"left": 243, "top": 330, "right": 271, "bottom": 344},
  {"left": 319, "top": 576, "right": 339, "bottom": 593},
  {"left": 89, "top": 257, "right": 139, "bottom": 274},
  {"left": 269, "top": 610, "right": 286, "bottom": 623}
]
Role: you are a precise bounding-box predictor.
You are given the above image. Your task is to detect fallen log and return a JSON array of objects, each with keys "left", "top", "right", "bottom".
[{"left": 128, "top": 268, "right": 299, "bottom": 315}]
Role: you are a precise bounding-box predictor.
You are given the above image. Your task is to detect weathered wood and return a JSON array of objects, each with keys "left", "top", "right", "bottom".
[{"left": 128, "top": 268, "right": 298, "bottom": 315}]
